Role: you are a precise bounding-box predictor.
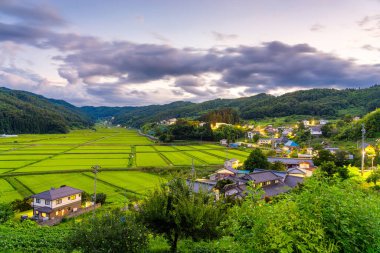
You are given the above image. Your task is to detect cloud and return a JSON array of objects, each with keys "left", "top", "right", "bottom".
[
  {"left": 358, "top": 15, "right": 380, "bottom": 36},
  {"left": 212, "top": 31, "right": 238, "bottom": 41},
  {"left": 0, "top": 0, "right": 65, "bottom": 26},
  {"left": 151, "top": 32, "right": 171, "bottom": 44},
  {"left": 362, "top": 44, "right": 380, "bottom": 51},
  {"left": 1, "top": 1, "right": 380, "bottom": 106},
  {"left": 310, "top": 23, "right": 325, "bottom": 32}
]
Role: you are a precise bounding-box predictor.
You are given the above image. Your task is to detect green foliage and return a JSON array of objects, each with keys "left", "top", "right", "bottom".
[
  {"left": 244, "top": 149, "right": 269, "bottom": 171},
  {"left": 366, "top": 170, "right": 380, "bottom": 185},
  {"left": 138, "top": 178, "right": 226, "bottom": 252},
  {"left": 93, "top": 193, "right": 107, "bottom": 205},
  {"left": 199, "top": 108, "right": 240, "bottom": 124},
  {"left": 143, "top": 120, "right": 214, "bottom": 142},
  {"left": 10, "top": 198, "right": 32, "bottom": 212},
  {"left": 270, "top": 161, "right": 287, "bottom": 171},
  {"left": 224, "top": 177, "right": 380, "bottom": 252},
  {"left": 0, "top": 203, "right": 14, "bottom": 223},
  {"left": 68, "top": 209, "right": 148, "bottom": 253},
  {"left": 215, "top": 179, "right": 234, "bottom": 193},
  {"left": 336, "top": 108, "right": 380, "bottom": 140},
  {"left": 0, "top": 87, "right": 93, "bottom": 134},
  {"left": 213, "top": 125, "right": 243, "bottom": 142},
  {"left": 313, "top": 149, "right": 335, "bottom": 166},
  {"left": 0, "top": 220, "right": 70, "bottom": 252}
]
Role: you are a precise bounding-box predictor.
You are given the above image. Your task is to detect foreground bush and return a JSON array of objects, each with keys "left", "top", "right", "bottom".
[
  {"left": 67, "top": 209, "right": 148, "bottom": 253},
  {"left": 224, "top": 177, "right": 380, "bottom": 252},
  {"left": 0, "top": 220, "right": 70, "bottom": 252}
]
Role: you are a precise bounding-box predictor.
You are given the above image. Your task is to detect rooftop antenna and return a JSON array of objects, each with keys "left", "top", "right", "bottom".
[{"left": 361, "top": 124, "right": 365, "bottom": 176}]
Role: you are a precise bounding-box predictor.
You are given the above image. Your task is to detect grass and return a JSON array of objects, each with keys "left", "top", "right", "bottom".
[
  {"left": 136, "top": 153, "right": 169, "bottom": 167},
  {"left": 0, "top": 178, "right": 23, "bottom": 203},
  {"left": 0, "top": 127, "right": 249, "bottom": 204}
]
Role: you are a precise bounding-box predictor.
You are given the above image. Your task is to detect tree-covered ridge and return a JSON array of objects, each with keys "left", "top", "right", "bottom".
[
  {"left": 0, "top": 87, "right": 93, "bottom": 134},
  {"left": 199, "top": 108, "right": 240, "bottom": 125},
  {"left": 90, "top": 85, "right": 380, "bottom": 127}
]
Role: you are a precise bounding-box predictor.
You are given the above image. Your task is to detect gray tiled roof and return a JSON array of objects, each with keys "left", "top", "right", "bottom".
[
  {"left": 253, "top": 169, "right": 287, "bottom": 179},
  {"left": 31, "top": 186, "right": 82, "bottom": 201},
  {"left": 244, "top": 171, "right": 282, "bottom": 183},
  {"left": 268, "top": 157, "right": 314, "bottom": 166},
  {"left": 284, "top": 175, "right": 304, "bottom": 188},
  {"left": 262, "top": 183, "right": 290, "bottom": 197}
]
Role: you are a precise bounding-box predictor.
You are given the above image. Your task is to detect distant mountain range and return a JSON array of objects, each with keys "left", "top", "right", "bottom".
[
  {"left": 83, "top": 85, "right": 380, "bottom": 127},
  {"left": 2, "top": 85, "right": 380, "bottom": 133}
]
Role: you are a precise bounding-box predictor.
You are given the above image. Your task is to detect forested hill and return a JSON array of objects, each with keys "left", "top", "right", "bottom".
[
  {"left": 84, "top": 85, "right": 380, "bottom": 127},
  {"left": 0, "top": 87, "right": 93, "bottom": 134},
  {"left": 2, "top": 85, "right": 380, "bottom": 132}
]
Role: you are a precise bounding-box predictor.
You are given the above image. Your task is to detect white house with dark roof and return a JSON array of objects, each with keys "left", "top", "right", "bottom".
[{"left": 31, "top": 186, "right": 82, "bottom": 220}]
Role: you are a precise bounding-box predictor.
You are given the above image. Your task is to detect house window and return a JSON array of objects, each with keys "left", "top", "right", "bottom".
[
  {"left": 36, "top": 198, "right": 40, "bottom": 203},
  {"left": 45, "top": 200, "right": 50, "bottom": 205},
  {"left": 56, "top": 199, "right": 62, "bottom": 204},
  {"left": 68, "top": 195, "right": 76, "bottom": 200}
]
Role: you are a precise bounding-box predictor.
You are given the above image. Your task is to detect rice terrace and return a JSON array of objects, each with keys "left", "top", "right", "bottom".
[{"left": 0, "top": 128, "right": 249, "bottom": 204}]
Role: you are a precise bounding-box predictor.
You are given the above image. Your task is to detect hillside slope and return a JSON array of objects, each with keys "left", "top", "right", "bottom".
[
  {"left": 0, "top": 87, "right": 93, "bottom": 134},
  {"left": 103, "top": 86, "right": 380, "bottom": 127}
]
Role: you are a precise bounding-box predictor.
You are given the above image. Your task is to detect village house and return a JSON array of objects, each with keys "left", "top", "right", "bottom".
[
  {"left": 267, "top": 157, "right": 315, "bottom": 174},
  {"left": 0, "top": 134, "right": 18, "bottom": 138},
  {"left": 264, "top": 125, "right": 277, "bottom": 135},
  {"left": 319, "top": 119, "right": 328, "bottom": 125},
  {"left": 224, "top": 170, "right": 305, "bottom": 199},
  {"left": 220, "top": 139, "right": 228, "bottom": 146},
  {"left": 31, "top": 186, "right": 83, "bottom": 221},
  {"left": 258, "top": 138, "right": 272, "bottom": 145},
  {"left": 310, "top": 125, "right": 323, "bottom": 136},
  {"left": 324, "top": 147, "right": 340, "bottom": 154},
  {"left": 224, "top": 158, "right": 240, "bottom": 169},
  {"left": 283, "top": 140, "right": 299, "bottom": 151}
]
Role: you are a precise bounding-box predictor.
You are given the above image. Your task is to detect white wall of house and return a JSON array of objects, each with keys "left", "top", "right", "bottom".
[
  {"left": 33, "top": 193, "right": 82, "bottom": 209},
  {"left": 52, "top": 193, "right": 82, "bottom": 209},
  {"left": 33, "top": 198, "right": 52, "bottom": 208}
]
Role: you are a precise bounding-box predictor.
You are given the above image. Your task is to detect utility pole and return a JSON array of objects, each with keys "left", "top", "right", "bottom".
[
  {"left": 191, "top": 158, "right": 196, "bottom": 179},
  {"left": 361, "top": 124, "right": 365, "bottom": 176},
  {"left": 92, "top": 165, "right": 100, "bottom": 218}
]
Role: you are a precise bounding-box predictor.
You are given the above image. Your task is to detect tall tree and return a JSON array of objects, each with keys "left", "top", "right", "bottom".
[
  {"left": 244, "top": 149, "right": 270, "bottom": 171},
  {"left": 138, "top": 178, "right": 225, "bottom": 252}
]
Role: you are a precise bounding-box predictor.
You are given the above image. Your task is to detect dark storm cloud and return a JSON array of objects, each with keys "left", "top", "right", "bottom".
[{"left": 56, "top": 40, "right": 380, "bottom": 95}]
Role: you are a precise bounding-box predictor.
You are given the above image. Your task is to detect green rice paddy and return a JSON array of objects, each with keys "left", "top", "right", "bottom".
[{"left": 0, "top": 128, "right": 249, "bottom": 204}]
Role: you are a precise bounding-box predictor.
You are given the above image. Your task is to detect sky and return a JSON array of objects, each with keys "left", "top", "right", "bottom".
[{"left": 1, "top": 0, "right": 380, "bottom": 106}]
